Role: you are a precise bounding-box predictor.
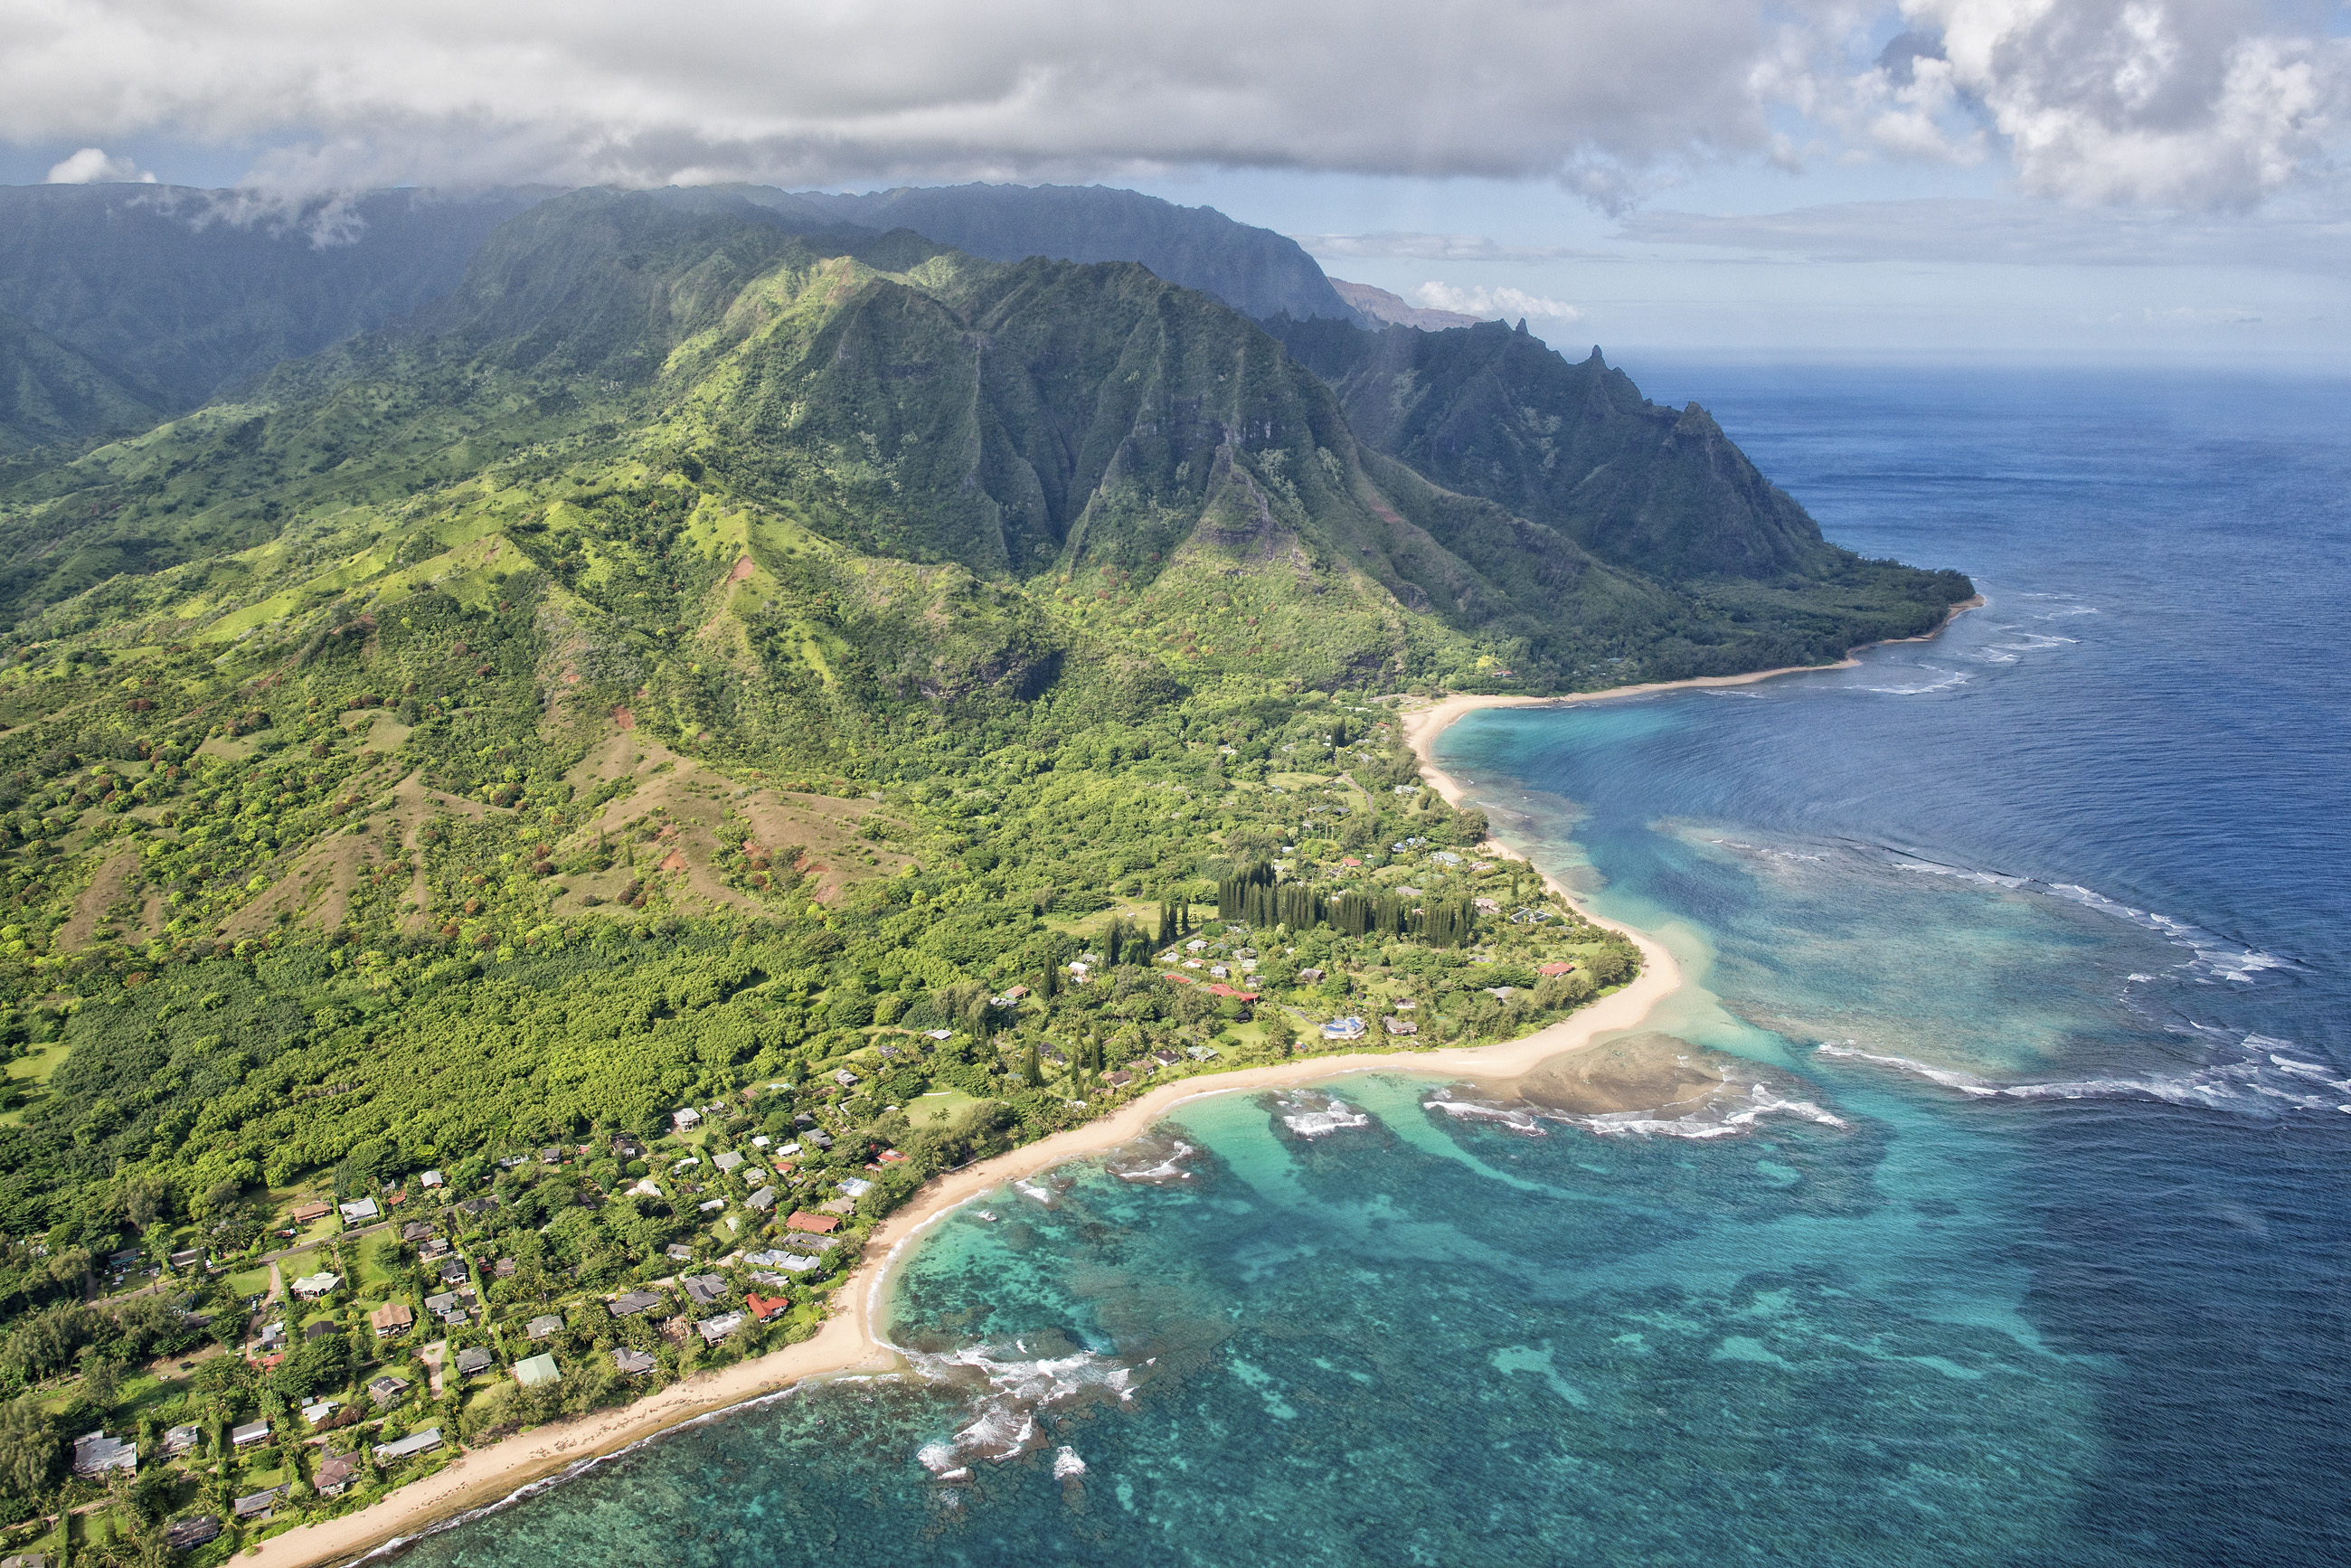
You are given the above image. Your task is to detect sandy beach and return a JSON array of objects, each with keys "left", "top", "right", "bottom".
[{"left": 241, "top": 606, "right": 2002, "bottom": 1566}]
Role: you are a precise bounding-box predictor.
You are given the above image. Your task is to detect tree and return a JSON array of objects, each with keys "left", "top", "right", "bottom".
[
  {"left": 1260, "top": 1013, "right": 1298, "bottom": 1055},
  {"left": 0, "top": 1394, "right": 61, "bottom": 1503}
]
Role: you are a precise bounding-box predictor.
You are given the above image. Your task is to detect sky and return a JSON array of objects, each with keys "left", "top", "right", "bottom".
[{"left": 4, "top": 0, "right": 2346, "bottom": 363}]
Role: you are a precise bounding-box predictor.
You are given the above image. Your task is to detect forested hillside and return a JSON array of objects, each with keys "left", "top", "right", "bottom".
[{"left": 0, "top": 187, "right": 1964, "bottom": 1561}]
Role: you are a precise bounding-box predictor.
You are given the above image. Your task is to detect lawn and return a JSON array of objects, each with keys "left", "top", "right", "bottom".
[
  {"left": 0, "top": 1040, "right": 66, "bottom": 1127},
  {"left": 904, "top": 1088, "right": 980, "bottom": 1129}
]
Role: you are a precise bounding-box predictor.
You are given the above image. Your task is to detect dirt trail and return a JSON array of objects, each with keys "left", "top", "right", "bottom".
[{"left": 58, "top": 843, "right": 140, "bottom": 949}]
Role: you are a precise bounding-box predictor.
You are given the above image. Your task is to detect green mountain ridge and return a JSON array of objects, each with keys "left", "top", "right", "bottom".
[{"left": 0, "top": 194, "right": 1975, "bottom": 1511}]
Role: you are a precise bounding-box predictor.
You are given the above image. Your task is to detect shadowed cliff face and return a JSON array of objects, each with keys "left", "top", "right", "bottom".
[{"left": 1262, "top": 315, "right": 1842, "bottom": 582}]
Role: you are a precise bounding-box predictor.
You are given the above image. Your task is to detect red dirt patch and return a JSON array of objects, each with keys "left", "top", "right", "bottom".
[
  {"left": 729, "top": 556, "right": 756, "bottom": 582},
  {"left": 658, "top": 850, "right": 688, "bottom": 874},
  {"left": 611, "top": 704, "right": 636, "bottom": 730}
]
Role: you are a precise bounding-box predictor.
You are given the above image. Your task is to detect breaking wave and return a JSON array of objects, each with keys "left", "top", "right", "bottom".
[
  {"left": 1815, "top": 1037, "right": 2351, "bottom": 1118},
  {"left": 1274, "top": 1089, "right": 1373, "bottom": 1138},
  {"left": 1423, "top": 1082, "right": 1846, "bottom": 1142},
  {"left": 906, "top": 1344, "right": 1139, "bottom": 1473},
  {"left": 1892, "top": 855, "right": 2297, "bottom": 987}
]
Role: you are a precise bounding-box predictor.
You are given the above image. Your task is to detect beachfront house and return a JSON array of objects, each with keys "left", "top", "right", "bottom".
[
  {"left": 1321, "top": 1016, "right": 1367, "bottom": 1041},
  {"left": 696, "top": 1311, "right": 746, "bottom": 1344},
  {"left": 514, "top": 1354, "right": 561, "bottom": 1389},
  {"left": 373, "top": 1429, "right": 443, "bottom": 1465},
  {"left": 316, "top": 1454, "right": 359, "bottom": 1497},
  {"left": 231, "top": 1487, "right": 286, "bottom": 1521},
  {"left": 614, "top": 1347, "right": 658, "bottom": 1376},
  {"left": 165, "top": 1514, "right": 223, "bottom": 1550}
]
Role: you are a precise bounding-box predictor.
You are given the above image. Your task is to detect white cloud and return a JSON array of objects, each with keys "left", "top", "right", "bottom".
[
  {"left": 1862, "top": 1, "right": 2348, "bottom": 208},
  {"left": 1412, "top": 282, "right": 1582, "bottom": 321},
  {"left": 0, "top": 0, "right": 1789, "bottom": 206},
  {"left": 0, "top": 2, "right": 2340, "bottom": 216},
  {"left": 1294, "top": 231, "right": 1613, "bottom": 261},
  {"left": 43, "top": 146, "right": 155, "bottom": 184}
]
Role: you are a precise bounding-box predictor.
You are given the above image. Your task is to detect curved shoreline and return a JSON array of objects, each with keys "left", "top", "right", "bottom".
[{"left": 244, "top": 606, "right": 1986, "bottom": 1567}]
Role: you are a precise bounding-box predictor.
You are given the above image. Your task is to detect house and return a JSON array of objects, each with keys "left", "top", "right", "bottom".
[
  {"left": 255, "top": 1321, "right": 287, "bottom": 1352},
  {"left": 612, "top": 1135, "right": 645, "bottom": 1160},
  {"left": 609, "top": 1290, "right": 664, "bottom": 1318},
  {"left": 494, "top": 1256, "right": 517, "bottom": 1277},
  {"left": 373, "top": 1428, "right": 443, "bottom": 1464},
  {"left": 435, "top": 1255, "right": 468, "bottom": 1285},
  {"left": 696, "top": 1199, "right": 724, "bottom": 1214},
  {"left": 315, "top": 1453, "right": 359, "bottom": 1497},
  {"left": 832, "top": 1069, "right": 860, "bottom": 1088},
  {"left": 1383, "top": 1017, "right": 1419, "bottom": 1036},
  {"left": 626, "top": 1176, "right": 662, "bottom": 1197},
  {"left": 746, "top": 1186, "right": 778, "bottom": 1214},
  {"left": 301, "top": 1398, "right": 339, "bottom": 1426},
  {"left": 786, "top": 1211, "right": 840, "bottom": 1235},
  {"left": 1298, "top": 968, "right": 1326, "bottom": 982},
  {"left": 337, "top": 1197, "right": 380, "bottom": 1227},
  {"left": 165, "top": 1514, "right": 223, "bottom": 1550},
  {"left": 527, "top": 1313, "right": 564, "bottom": 1340},
  {"left": 231, "top": 1486, "right": 286, "bottom": 1520},
  {"left": 695, "top": 1311, "right": 746, "bottom": 1344},
  {"left": 537, "top": 1147, "right": 562, "bottom": 1166},
  {"left": 168, "top": 1247, "right": 204, "bottom": 1270},
  {"left": 513, "top": 1354, "right": 561, "bottom": 1389},
  {"left": 756, "top": 1252, "right": 823, "bottom": 1276},
  {"left": 71, "top": 1431, "right": 137, "bottom": 1475},
  {"left": 230, "top": 1420, "right": 270, "bottom": 1449},
  {"left": 1104, "top": 1070, "right": 1133, "bottom": 1088},
  {"left": 713, "top": 1150, "right": 744, "bottom": 1174},
  {"left": 1393, "top": 997, "right": 1417, "bottom": 1011},
  {"left": 457, "top": 1195, "right": 501, "bottom": 1218},
  {"left": 367, "top": 1374, "right": 410, "bottom": 1408},
  {"left": 1473, "top": 897, "right": 1499, "bottom": 913},
  {"left": 420, "top": 1169, "right": 444, "bottom": 1189},
  {"left": 288, "top": 1200, "right": 332, "bottom": 1225},
  {"left": 673, "top": 1107, "right": 703, "bottom": 1132},
  {"left": 747, "top": 1293, "right": 789, "bottom": 1322},
  {"left": 666, "top": 1242, "right": 696, "bottom": 1261},
  {"left": 303, "top": 1319, "right": 339, "bottom": 1341},
  {"left": 291, "top": 1270, "right": 339, "bottom": 1300},
  {"left": 614, "top": 1347, "right": 658, "bottom": 1376},
  {"left": 681, "top": 1274, "right": 730, "bottom": 1308},
  {"left": 1321, "top": 1016, "right": 1367, "bottom": 1041},
  {"left": 1186, "top": 1044, "right": 1219, "bottom": 1060},
  {"left": 1150, "top": 1050, "right": 1182, "bottom": 1067},
  {"left": 401, "top": 1222, "right": 438, "bottom": 1244},
  {"left": 423, "top": 1291, "right": 461, "bottom": 1321},
  {"left": 1205, "top": 983, "right": 1259, "bottom": 1001},
  {"left": 163, "top": 1423, "right": 200, "bottom": 1457},
  {"left": 417, "top": 1236, "right": 451, "bottom": 1262},
  {"left": 454, "top": 1346, "right": 494, "bottom": 1376},
  {"left": 1537, "top": 960, "right": 1576, "bottom": 977},
  {"left": 837, "top": 1176, "right": 873, "bottom": 1199}
]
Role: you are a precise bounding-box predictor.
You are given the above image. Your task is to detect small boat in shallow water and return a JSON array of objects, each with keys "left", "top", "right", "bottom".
[{"left": 973, "top": 1210, "right": 996, "bottom": 1223}]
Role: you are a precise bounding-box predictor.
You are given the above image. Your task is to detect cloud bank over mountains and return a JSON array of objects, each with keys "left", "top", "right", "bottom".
[{"left": 5, "top": 0, "right": 2343, "bottom": 214}]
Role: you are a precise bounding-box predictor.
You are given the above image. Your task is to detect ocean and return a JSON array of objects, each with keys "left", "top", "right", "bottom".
[{"left": 392, "top": 364, "right": 2351, "bottom": 1567}]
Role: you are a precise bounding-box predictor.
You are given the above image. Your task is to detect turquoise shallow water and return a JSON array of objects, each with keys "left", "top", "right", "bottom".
[{"left": 395, "top": 365, "right": 2351, "bottom": 1566}]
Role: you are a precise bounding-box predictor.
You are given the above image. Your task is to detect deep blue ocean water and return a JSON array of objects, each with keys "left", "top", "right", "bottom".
[{"left": 396, "top": 366, "right": 2351, "bottom": 1567}]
